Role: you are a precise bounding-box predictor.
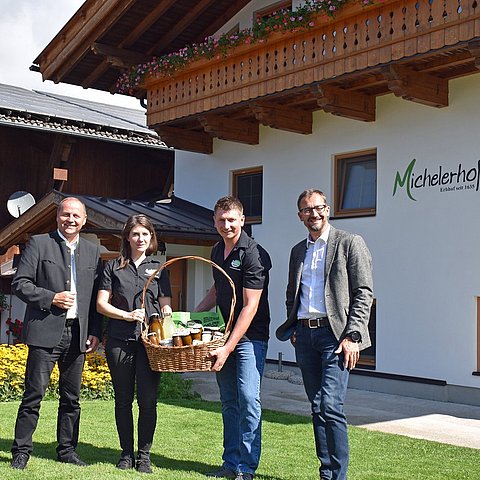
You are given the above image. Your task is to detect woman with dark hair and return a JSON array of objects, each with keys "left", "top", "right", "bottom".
[{"left": 97, "top": 214, "right": 172, "bottom": 474}]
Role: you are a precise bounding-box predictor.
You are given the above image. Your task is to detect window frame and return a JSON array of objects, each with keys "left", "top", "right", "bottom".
[
  {"left": 333, "top": 149, "right": 377, "bottom": 218},
  {"left": 231, "top": 166, "right": 263, "bottom": 224},
  {"left": 254, "top": 0, "right": 292, "bottom": 22}
]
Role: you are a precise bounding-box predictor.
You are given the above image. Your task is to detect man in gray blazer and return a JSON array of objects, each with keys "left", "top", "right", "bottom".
[
  {"left": 10, "top": 197, "right": 103, "bottom": 470},
  {"left": 276, "top": 189, "right": 373, "bottom": 480}
]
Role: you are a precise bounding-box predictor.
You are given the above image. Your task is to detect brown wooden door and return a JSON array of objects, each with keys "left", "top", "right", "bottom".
[{"left": 166, "top": 257, "right": 186, "bottom": 311}]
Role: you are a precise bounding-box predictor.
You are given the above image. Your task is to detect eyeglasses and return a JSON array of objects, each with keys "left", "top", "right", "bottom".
[{"left": 299, "top": 204, "right": 328, "bottom": 215}]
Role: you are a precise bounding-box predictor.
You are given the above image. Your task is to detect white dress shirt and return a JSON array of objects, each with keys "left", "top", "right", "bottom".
[
  {"left": 57, "top": 230, "right": 79, "bottom": 319},
  {"left": 297, "top": 226, "right": 330, "bottom": 319}
]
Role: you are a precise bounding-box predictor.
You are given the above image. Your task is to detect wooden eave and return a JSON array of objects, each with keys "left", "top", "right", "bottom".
[
  {"left": 32, "top": 0, "right": 252, "bottom": 95},
  {"left": 34, "top": 0, "right": 480, "bottom": 154},
  {"left": 0, "top": 191, "right": 108, "bottom": 252},
  {"left": 0, "top": 191, "right": 218, "bottom": 254}
]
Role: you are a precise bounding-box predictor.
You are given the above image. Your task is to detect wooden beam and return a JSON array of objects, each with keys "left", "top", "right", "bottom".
[
  {"left": 200, "top": 114, "right": 259, "bottom": 145},
  {"left": 419, "top": 51, "right": 474, "bottom": 74},
  {"left": 83, "top": 0, "right": 177, "bottom": 89},
  {"left": 123, "top": 0, "right": 177, "bottom": 48},
  {"left": 381, "top": 65, "right": 448, "bottom": 108},
  {"left": 192, "top": 0, "right": 252, "bottom": 44},
  {"left": 83, "top": 44, "right": 151, "bottom": 88},
  {"left": 467, "top": 40, "right": 480, "bottom": 70},
  {"left": 311, "top": 85, "right": 376, "bottom": 122},
  {"left": 91, "top": 43, "right": 149, "bottom": 68},
  {"left": 155, "top": 126, "right": 213, "bottom": 154},
  {"left": 45, "top": 135, "right": 75, "bottom": 192},
  {"left": 249, "top": 101, "right": 312, "bottom": 134},
  {"left": 148, "top": 0, "right": 217, "bottom": 55},
  {"left": 42, "top": 0, "right": 138, "bottom": 83}
]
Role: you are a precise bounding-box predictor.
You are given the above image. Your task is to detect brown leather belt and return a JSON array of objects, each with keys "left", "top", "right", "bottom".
[{"left": 298, "top": 317, "right": 329, "bottom": 328}]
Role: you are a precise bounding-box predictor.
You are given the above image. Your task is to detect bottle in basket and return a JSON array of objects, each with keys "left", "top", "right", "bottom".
[
  {"left": 161, "top": 312, "right": 175, "bottom": 340},
  {"left": 149, "top": 313, "right": 163, "bottom": 343}
]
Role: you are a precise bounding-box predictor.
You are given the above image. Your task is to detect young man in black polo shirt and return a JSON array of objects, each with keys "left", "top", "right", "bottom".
[{"left": 196, "top": 196, "right": 271, "bottom": 480}]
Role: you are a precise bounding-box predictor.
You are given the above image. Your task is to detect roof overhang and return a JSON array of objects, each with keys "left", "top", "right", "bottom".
[
  {"left": 0, "top": 191, "right": 219, "bottom": 254},
  {"left": 32, "top": 0, "right": 252, "bottom": 97}
]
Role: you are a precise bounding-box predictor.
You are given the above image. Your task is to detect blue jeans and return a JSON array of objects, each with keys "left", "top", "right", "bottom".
[
  {"left": 216, "top": 339, "right": 268, "bottom": 475},
  {"left": 295, "top": 325, "right": 350, "bottom": 480}
]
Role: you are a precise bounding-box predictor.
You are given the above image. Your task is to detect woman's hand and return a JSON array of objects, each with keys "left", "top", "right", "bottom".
[
  {"left": 161, "top": 304, "right": 173, "bottom": 317},
  {"left": 125, "top": 308, "right": 145, "bottom": 322}
]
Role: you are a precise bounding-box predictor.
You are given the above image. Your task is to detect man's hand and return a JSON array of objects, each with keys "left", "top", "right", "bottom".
[
  {"left": 86, "top": 335, "right": 99, "bottom": 353},
  {"left": 52, "top": 291, "right": 76, "bottom": 310},
  {"left": 209, "top": 346, "right": 232, "bottom": 372},
  {"left": 335, "top": 338, "right": 360, "bottom": 370}
]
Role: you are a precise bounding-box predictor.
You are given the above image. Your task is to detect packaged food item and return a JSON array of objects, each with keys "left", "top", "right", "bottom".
[
  {"left": 147, "top": 332, "right": 159, "bottom": 346},
  {"left": 202, "top": 331, "right": 212, "bottom": 342},
  {"left": 190, "top": 327, "right": 202, "bottom": 341},
  {"left": 172, "top": 333, "right": 182, "bottom": 347},
  {"left": 180, "top": 330, "right": 193, "bottom": 346}
]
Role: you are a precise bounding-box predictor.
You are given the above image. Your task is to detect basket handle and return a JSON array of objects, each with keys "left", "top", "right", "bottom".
[{"left": 141, "top": 255, "right": 236, "bottom": 335}]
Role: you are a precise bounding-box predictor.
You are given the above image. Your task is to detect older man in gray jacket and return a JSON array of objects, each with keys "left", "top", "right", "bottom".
[{"left": 276, "top": 188, "right": 373, "bottom": 480}]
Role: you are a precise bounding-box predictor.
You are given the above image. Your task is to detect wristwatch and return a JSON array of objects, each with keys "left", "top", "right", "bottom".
[{"left": 347, "top": 331, "right": 361, "bottom": 343}]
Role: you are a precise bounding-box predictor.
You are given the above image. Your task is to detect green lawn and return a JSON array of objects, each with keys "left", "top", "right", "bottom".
[{"left": 0, "top": 399, "right": 477, "bottom": 479}]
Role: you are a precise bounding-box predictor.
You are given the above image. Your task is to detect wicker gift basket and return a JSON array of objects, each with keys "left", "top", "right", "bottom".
[{"left": 141, "top": 255, "right": 236, "bottom": 372}]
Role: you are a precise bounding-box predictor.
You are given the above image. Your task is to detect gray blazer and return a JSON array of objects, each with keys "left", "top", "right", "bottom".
[
  {"left": 276, "top": 226, "right": 373, "bottom": 351},
  {"left": 12, "top": 231, "right": 103, "bottom": 351}
]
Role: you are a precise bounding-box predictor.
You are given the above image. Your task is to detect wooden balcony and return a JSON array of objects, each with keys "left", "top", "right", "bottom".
[{"left": 144, "top": 0, "right": 480, "bottom": 153}]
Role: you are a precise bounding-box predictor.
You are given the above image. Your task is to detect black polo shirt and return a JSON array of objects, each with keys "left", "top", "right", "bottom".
[
  {"left": 211, "top": 230, "right": 271, "bottom": 341},
  {"left": 99, "top": 256, "right": 172, "bottom": 341}
]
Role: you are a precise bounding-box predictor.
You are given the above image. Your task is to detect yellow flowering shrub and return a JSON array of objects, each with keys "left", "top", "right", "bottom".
[{"left": 0, "top": 344, "right": 114, "bottom": 402}]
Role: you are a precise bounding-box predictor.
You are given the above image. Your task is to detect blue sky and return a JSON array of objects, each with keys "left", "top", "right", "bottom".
[{"left": 0, "top": 0, "right": 141, "bottom": 109}]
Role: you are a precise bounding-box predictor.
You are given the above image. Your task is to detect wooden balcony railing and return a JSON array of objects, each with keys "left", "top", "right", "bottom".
[{"left": 144, "top": 0, "right": 480, "bottom": 152}]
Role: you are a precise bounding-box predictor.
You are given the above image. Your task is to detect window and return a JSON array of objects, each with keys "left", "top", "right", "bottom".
[
  {"left": 232, "top": 167, "right": 263, "bottom": 224},
  {"left": 254, "top": 1, "right": 292, "bottom": 22},
  {"left": 334, "top": 149, "right": 377, "bottom": 217},
  {"left": 226, "top": 23, "right": 240, "bottom": 37}
]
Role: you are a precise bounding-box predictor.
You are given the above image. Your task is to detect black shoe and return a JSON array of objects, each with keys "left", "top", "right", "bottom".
[
  {"left": 206, "top": 466, "right": 237, "bottom": 478},
  {"left": 11, "top": 453, "right": 29, "bottom": 470},
  {"left": 57, "top": 452, "right": 88, "bottom": 466},
  {"left": 136, "top": 458, "right": 153, "bottom": 474},
  {"left": 116, "top": 455, "right": 134, "bottom": 470},
  {"left": 235, "top": 474, "right": 254, "bottom": 480}
]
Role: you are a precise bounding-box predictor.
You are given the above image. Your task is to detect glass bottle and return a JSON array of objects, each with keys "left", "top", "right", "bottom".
[
  {"left": 161, "top": 312, "right": 175, "bottom": 340},
  {"left": 149, "top": 313, "right": 164, "bottom": 340}
]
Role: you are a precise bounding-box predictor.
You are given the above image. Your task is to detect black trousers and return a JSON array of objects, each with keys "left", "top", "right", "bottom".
[
  {"left": 12, "top": 322, "right": 85, "bottom": 459},
  {"left": 105, "top": 337, "right": 160, "bottom": 459}
]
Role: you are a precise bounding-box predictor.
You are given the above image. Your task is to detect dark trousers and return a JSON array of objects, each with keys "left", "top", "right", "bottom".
[
  {"left": 105, "top": 337, "right": 160, "bottom": 459},
  {"left": 12, "top": 322, "right": 85, "bottom": 459}
]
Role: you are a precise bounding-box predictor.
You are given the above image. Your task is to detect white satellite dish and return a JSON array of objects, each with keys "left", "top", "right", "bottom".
[{"left": 7, "top": 191, "right": 36, "bottom": 218}]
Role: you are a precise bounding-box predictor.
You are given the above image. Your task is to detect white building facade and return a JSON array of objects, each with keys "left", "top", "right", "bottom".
[{"left": 174, "top": 71, "right": 480, "bottom": 405}]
